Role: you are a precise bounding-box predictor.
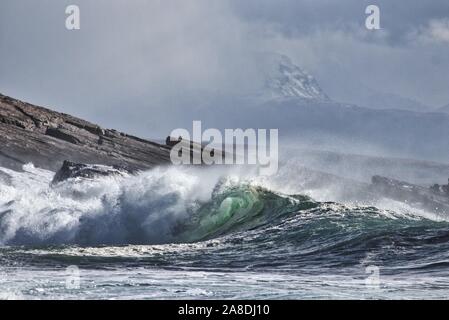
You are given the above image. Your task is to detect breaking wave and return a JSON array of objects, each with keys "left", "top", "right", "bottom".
[{"left": 0, "top": 163, "right": 445, "bottom": 249}]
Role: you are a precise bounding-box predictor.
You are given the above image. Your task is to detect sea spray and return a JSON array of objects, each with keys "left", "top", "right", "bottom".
[
  {"left": 0, "top": 162, "right": 445, "bottom": 247},
  {"left": 0, "top": 164, "right": 259, "bottom": 245}
]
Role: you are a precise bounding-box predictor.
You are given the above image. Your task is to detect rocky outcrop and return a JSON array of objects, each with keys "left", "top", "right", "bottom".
[
  {"left": 51, "top": 160, "right": 135, "bottom": 184},
  {"left": 0, "top": 93, "right": 172, "bottom": 172},
  {"left": 370, "top": 175, "right": 449, "bottom": 215}
]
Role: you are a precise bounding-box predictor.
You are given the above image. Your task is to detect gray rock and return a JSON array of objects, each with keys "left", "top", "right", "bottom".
[
  {"left": 370, "top": 175, "right": 449, "bottom": 215},
  {"left": 0, "top": 93, "right": 172, "bottom": 172},
  {"left": 51, "top": 160, "right": 135, "bottom": 184}
]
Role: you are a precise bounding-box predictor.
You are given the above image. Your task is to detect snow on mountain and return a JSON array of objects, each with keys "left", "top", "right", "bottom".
[{"left": 260, "top": 54, "right": 329, "bottom": 101}]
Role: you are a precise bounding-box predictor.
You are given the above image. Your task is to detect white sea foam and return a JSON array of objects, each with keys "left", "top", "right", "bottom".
[
  {"left": 0, "top": 163, "right": 257, "bottom": 246},
  {"left": 0, "top": 160, "right": 443, "bottom": 246}
]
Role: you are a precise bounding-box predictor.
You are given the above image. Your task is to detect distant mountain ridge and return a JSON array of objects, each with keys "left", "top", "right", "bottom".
[
  {"left": 437, "top": 103, "right": 449, "bottom": 114},
  {"left": 258, "top": 53, "right": 431, "bottom": 113},
  {"left": 302, "top": 60, "right": 433, "bottom": 112}
]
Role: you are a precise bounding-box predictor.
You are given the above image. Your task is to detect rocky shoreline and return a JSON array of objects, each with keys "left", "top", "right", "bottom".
[{"left": 0, "top": 93, "right": 172, "bottom": 172}]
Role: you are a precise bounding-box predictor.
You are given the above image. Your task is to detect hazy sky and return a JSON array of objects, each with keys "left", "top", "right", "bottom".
[{"left": 1, "top": 0, "right": 449, "bottom": 137}]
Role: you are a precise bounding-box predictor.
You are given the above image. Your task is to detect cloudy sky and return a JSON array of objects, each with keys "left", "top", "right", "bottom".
[{"left": 1, "top": 0, "right": 449, "bottom": 137}]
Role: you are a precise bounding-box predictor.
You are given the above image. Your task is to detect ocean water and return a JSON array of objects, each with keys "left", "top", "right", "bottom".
[{"left": 1, "top": 163, "right": 449, "bottom": 299}]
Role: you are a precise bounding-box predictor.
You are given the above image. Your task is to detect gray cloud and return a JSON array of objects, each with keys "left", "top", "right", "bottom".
[
  {"left": 1, "top": 0, "right": 449, "bottom": 138},
  {"left": 230, "top": 0, "right": 449, "bottom": 45},
  {"left": 0, "top": 0, "right": 266, "bottom": 136}
]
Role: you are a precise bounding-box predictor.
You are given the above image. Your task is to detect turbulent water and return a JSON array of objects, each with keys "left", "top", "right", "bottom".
[{"left": 1, "top": 163, "right": 449, "bottom": 299}]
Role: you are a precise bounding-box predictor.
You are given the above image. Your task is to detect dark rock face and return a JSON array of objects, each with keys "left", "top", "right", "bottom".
[
  {"left": 52, "top": 160, "right": 135, "bottom": 184},
  {"left": 0, "top": 93, "right": 172, "bottom": 172}
]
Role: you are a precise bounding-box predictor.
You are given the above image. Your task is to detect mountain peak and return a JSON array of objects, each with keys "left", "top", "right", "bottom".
[{"left": 263, "top": 54, "right": 329, "bottom": 101}]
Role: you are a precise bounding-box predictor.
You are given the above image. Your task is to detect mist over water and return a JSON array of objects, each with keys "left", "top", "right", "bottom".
[
  {"left": 2, "top": 151, "right": 449, "bottom": 299},
  {"left": 1, "top": 154, "right": 445, "bottom": 247}
]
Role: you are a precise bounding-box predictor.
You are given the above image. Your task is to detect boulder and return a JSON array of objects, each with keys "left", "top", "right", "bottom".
[{"left": 52, "top": 160, "right": 135, "bottom": 184}]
